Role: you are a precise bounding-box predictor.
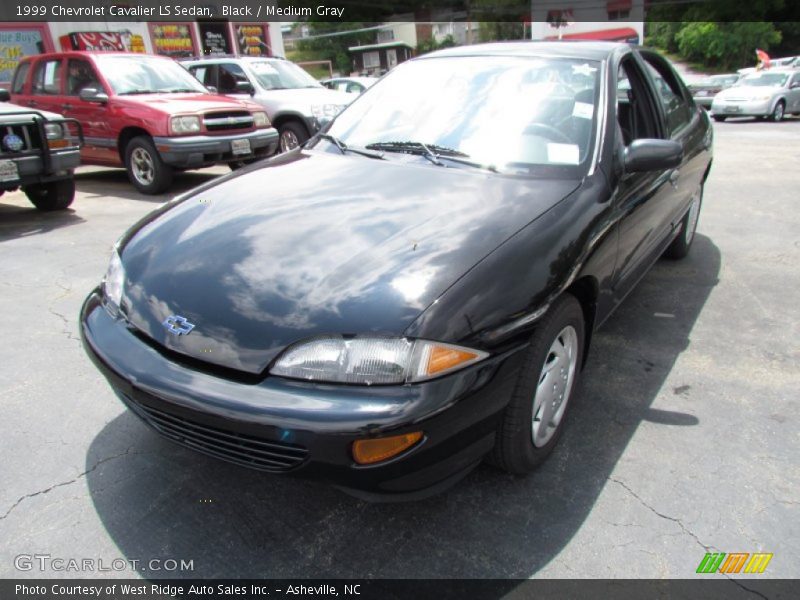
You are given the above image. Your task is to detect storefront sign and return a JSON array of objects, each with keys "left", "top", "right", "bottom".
[{"left": 0, "top": 28, "right": 45, "bottom": 83}]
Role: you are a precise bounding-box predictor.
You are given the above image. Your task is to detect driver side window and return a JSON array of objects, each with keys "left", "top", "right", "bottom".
[{"left": 616, "top": 59, "right": 658, "bottom": 148}]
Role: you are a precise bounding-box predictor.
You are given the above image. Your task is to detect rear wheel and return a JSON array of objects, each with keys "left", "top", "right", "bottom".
[
  {"left": 124, "top": 135, "right": 173, "bottom": 194},
  {"left": 769, "top": 100, "right": 785, "bottom": 122},
  {"left": 23, "top": 179, "right": 75, "bottom": 211},
  {"left": 278, "top": 121, "right": 309, "bottom": 153},
  {"left": 490, "top": 294, "right": 584, "bottom": 474},
  {"left": 712, "top": 115, "right": 726, "bottom": 122},
  {"left": 664, "top": 184, "right": 703, "bottom": 260}
]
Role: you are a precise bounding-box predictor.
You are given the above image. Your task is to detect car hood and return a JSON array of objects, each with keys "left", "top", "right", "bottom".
[
  {"left": 0, "top": 101, "right": 64, "bottom": 120},
  {"left": 113, "top": 92, "right": 258, "bottom": 114},
  {"left": 120, "top": 151, "right": 579, "bottom": 374},
  {"left": 717, "top": 85, "right": 780, "bottom": 99}
]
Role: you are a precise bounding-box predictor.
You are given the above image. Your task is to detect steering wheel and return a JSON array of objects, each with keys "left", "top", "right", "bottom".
[{"left": 524, "top": 123, "right": 573, "bottom": 144}]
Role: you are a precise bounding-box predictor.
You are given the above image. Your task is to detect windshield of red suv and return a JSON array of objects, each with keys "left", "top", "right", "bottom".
[
  {"left": 94, "top": 55, "right": 208, "bottom": 95},
  {"left": 247, "top": 60, "right": 322, "bottom": 91}
]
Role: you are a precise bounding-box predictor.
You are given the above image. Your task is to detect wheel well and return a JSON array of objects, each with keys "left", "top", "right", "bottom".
[
  {"left": 117, "top": 127, "right": 151, "bottom": 162},
  {"left": 271, "top": 115, "right": 309, "bottom": 135},
  {"left": 564, "top": 276, "right": 599, "bottom": 367}
]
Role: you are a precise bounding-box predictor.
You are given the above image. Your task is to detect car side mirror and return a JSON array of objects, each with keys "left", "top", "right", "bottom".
[
  {"left": 624, "top": 139, "right": 683, "bottom": 173},
  {"left": 236, "top": 81, "right": 255, "bottom": 95},
  {"left": 79, "top": 87, "right": 108, "bottom": 104},
  {"left": 206, "top": 85, "right": 218, "bottom": 93},
  {"left": 0, "top": 89, "right": 10, "bottom": 102},
  {"left": 790, "top": 82, "right": 800, "bottom": 89}
]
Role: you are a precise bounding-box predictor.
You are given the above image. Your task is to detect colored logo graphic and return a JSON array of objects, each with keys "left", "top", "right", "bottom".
[
  {"left": 696, "top": 552, "right": 773, "bottom": 574},
  {"left": 162, "top": 315, "right": 195, "bottom": 336}
]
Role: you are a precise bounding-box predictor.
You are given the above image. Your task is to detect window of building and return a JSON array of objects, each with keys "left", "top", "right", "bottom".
[
  {"left": 363, "top": 51, "right": 380, "bottom": 69},
  {"left": 377, "top": 30, "right": 395, "bottom": 43}
]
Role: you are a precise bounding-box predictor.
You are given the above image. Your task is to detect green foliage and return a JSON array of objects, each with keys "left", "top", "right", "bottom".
[
  {"left": 675, "top": 22, "right": 781, "bottom": 70},
  {"left": 416, "top": 35, "right": 456, "bottom": 56},
  {"left": 478, "top": 22, "right": 527, "bottom": 43},
  {"left": 295, "top": 23, "right": 377, "bottom": 75}
]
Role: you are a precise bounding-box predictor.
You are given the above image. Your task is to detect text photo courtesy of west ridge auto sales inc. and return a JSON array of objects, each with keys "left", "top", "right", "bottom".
[{"left": 0, "top": 0, "right": 798, "bottom": 598}]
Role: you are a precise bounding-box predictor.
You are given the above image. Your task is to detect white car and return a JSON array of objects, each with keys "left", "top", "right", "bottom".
[{"left": 711, "top": 69, "right": 800, "bottom": 122}]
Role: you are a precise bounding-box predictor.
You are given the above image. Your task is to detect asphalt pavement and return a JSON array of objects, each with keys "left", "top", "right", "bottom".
[{"left": 0, "top": 118, "right": 798, "bottom": 581}]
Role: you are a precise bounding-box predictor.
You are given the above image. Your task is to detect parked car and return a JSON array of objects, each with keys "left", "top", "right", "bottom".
[
  {"left": 182, "top": 56, "right": 352, "bottom": 152},
  {"left": 81, "top": 42, "right": 712, "bottom": 500},
  {"left": 11, "top": 52, "right": 278, "bottom": 194},
  {"left": 711, "top": 69, "right": 800, "bottom": 121},
  {"left": 688, "top": 73, "right": 741, "bottom": 108},
  {"left": 0, "top": 89, "right": 83, "bottom": 210},
  {"left": 321, "top": 76, "right": 379, "bottom": 95}
]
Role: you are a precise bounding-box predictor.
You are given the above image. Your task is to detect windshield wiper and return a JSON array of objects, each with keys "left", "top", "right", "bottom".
[
  {"left": 118, "top": 90, "right": 159, "bottom": 95},
  {"left": 365, "top": 141, "right": 497, "bottom": 172},
  {"left": 163, "top": 88, "right": 199, "bottom": 93},
  {"left": 318, "top": 133, "right": 385, "bottom": 160}
]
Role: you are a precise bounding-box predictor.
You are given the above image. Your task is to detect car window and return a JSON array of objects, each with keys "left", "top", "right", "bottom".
[
  {"left": 641, "top": 54, "right": 691, "bottom": 137},
  {"left": 616, "top": 59, "right": 659, "bottom": 147},
  {"left": 791, "top": 73, "right": 800, "bottom": 87},
  {"left": 189, "top": 65, "right": 214, "bottom": 88},
  {"left": 11, "top": 62, "right": 30, "bottom": 94},
  {"left": 346, "top": 82, "right": 364, "bottom": 94},
  {"left": 218, "top": 63, "right": 249, "bottom": 94},
  {"left": 32, "top": 59, "right": 63, "bottom": 95},
  {"left": 67, "top": 59, "right": 101, "bottom": 96}
]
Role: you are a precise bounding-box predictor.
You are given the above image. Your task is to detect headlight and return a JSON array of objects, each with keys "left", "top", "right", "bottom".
[
  {"left": 102, "top": 250, "right": 126, "bottom": 312},
  {"left": 44, "top": 123, "right": 64, "bottom": 140},
  {"left": 253, "top": 111, "right": 270, "bottom": 128},
  {"left": 310, "top": 104, "right": 345, "bottom": 119},
  {"left": 269, "top": 336, "right": 488, "bottom": 385},
  {"left": 170, "top": 115, "right": 201, "bottom": 134}
]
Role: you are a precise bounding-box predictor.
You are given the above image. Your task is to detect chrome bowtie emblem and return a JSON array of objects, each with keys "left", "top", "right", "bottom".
[{"left": 162, "top": 315, "right": 195, "bottom": 336}]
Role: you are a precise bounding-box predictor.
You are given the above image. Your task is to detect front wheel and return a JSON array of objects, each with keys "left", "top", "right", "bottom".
[
  {"left": 24, "top": 179, "right": 75, "bottom": 211},
  {"left": 664, "top": 185, "right": 703, "bottom": 260},
  {"left": 769, "top": 101, "right": 785, "bottom": 122},
  {"left": 490, "top": 294, "right": 585, "bottom": 474},
  {"left": 124, "top": 136, "right": 173, "bottom": 194},
  {"left": 278, "top": 122, "right": 309, "bottom": 153}
]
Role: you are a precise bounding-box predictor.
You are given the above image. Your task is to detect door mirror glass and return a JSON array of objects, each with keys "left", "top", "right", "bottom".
[
  {"left": 624, "top": 139, "right": 683, "bottom": 173},
  {"left": 235, "top": 80, "right": 255, "bottom": 95},
  {"left": 78, "top": 87, "right": 108, "bottom": 103}
]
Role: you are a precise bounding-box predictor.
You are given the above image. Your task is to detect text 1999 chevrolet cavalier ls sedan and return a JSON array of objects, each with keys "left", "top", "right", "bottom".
[{"left": 81, "top": 42, "right": 712, "bottom": 500}]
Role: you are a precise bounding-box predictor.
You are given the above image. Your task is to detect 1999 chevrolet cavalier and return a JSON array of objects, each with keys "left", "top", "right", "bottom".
[{"left": 81, "top": 42, "right": 713, "bottom": 500}]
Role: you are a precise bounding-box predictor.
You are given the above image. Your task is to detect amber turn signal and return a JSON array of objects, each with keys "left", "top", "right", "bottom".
[
  {"left": 426, "top": 345, "right": 481, "bottom": 376},
  {"left": 352, "top": 431, "right": 423, "bottom": 465},
  {"left": 47, "top": 139, "right": 69, "bottom": 149}
]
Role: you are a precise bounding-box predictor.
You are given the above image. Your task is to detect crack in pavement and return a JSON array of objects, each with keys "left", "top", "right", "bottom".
[
  {"left": 48, "top": 307, "right": 81, "bottom": 343},
  {"left": 610, "top": 477, "right": 770, "bottom": 600},
  {"left": 0, "top": 447, "right": 136, "bottom": 523}
]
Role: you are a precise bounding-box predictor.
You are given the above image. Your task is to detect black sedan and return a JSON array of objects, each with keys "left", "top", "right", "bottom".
[{"left": 81, "top": 42, "right": 712, "bottom": 501}]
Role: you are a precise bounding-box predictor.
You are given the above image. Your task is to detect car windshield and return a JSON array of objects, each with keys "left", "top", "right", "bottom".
[
  {"left": 740, "top": 72, "right": 789, "bottom": 87},
  {"left": 325, "top": 55, "right": 601, "bottom": 177},
  {"left": 95, "top": 55, "right": 208, "bottom": 95},
  {"left": 247, "top": 60, "right": 322, "bottom": 90}
]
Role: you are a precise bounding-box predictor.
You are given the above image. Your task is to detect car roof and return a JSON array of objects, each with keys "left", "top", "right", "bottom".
[
  {"left": 21, "top": 51, "right": 171, "bottom": 62},
  {"left": 422, "top": 41, "right": 629, "bottom": 61},
  {"left": 182, "top": 56, "right": 284, "bottom": 64}
]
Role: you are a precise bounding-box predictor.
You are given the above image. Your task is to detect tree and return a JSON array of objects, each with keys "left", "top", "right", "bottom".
[{"left": 675, "top": 22, "right": 782, "bottom": 70}]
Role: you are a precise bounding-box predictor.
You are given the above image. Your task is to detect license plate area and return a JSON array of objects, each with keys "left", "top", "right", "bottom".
[
  {"left": 231, "top": 139, "right": 252, "bottom": 156},
  {"left": 0, "top": 159, "right": 20, "bottom": 183},
  {"left": 725, "top": 105, "right": 741, "bottom": 113}
]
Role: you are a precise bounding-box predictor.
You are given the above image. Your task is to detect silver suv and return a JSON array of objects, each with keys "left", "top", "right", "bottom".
[{"left": 183, "top": 57, "right": 352, "bottom": 153}]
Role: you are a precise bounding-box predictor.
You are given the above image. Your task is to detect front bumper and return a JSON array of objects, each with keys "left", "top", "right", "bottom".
[
  {"left": 80, "top": 291, "right": 526, "bottom": 500},
  {"left": 0, "top": 147, "right": 81, "bottom": 191},
  {"left": 711, "top": 98, "right": 773, "bottom": 117},
  {"left": 153, "top": 128, "right": 279, "bottom": 168}
]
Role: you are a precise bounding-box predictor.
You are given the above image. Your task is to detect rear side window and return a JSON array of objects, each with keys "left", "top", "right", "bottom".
[
  {"left": 32, "top": 59, "right": 63, "bottom": 95},
  {"left": 217, "top": 63, "right": 248, "bottom": 94},
  {"left": 11, "top": 62, "right": 30, "bottom": 93}
]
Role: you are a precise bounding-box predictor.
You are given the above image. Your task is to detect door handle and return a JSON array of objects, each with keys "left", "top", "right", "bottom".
[
  {"left": 27, "top": 100, "right": 37, "bottom": 107},
  {"left": 669, "top": 169, "right": 680, "bottom": 188},
  {"left": 63, "top": 103, "right": 73, "bottom": 111}
]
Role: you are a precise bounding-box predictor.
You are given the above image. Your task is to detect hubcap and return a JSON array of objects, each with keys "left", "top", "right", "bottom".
[
  {"left": 774, "top": 103, "right": 784, "bottom": 121},
  {"left": 531, "top": 325, "right": 578, "bottom": 448},
  {"left": 131, "top": 147, "right": 155, "bottom": 185},
  {"left": 685, "top": 190, "right": 701, "bottom": 244},
  {"left": 280, "top": 130, "right": 300, "bottom": 152}
]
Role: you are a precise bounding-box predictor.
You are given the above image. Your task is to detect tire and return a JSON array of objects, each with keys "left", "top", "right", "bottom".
[
  {"left": 124, "top": 135, "right": 173, "bottom": 194},
  {"left": 769, "top": 100, "right": 785, "bottom": 122},
  {"left": 278, "top": 121, "right": 309, "bottom": 153},
  {"left": 23, "top": 179, "right": 75, "bottom": 211},
  {"left": 712, "top": 115, "right": 726, "bottom": 122},
  {"left": 664, "top": 184, "right": 703, "bottom": 260},
  {"left": 490, "top": 294, "right": 585, "bottom": 474}
]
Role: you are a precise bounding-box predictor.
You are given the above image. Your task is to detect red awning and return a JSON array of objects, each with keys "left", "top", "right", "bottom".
[
  {"left": 546, "top": 27, "right": 639, "bottom": 42},
  {"left": 607, "top": 0, "right": 632, "bottom": 11}
]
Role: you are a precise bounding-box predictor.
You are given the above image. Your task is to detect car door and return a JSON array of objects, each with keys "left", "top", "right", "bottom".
[
  {"left": 27, "top": 57, "right": 66, "bottom": 115},
  {"left": 788, "top": 72, "right": 800, "bottom": 113},
  {"left": 611, "top": 54, "right": 679, "bottom": 301},
  {"left": 62, "top": 57, "right": 116, "bottom": 164},
  {"left": 639, "top": 50, "right": 709, "bottom": 233}
]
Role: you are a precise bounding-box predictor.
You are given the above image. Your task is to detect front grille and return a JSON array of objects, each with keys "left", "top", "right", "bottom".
[
  {"left": 203, "top": 110, "right": 253, "bottom": 132},
  {"left": 0, "top": 123, "right": 42, "bottom": 156},
  {"left": 126, "top": 395, "right": 308, "bottom": 472}
]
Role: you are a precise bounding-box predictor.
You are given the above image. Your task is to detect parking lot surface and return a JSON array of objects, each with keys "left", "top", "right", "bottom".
[{"left": 1, "top": 119, "right": 798, "bottom": 580}]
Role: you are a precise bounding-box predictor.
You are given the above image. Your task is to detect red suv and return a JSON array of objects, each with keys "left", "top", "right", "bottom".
[{"left": 11, "top": 52, "right": 278, "bottom": 194}]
